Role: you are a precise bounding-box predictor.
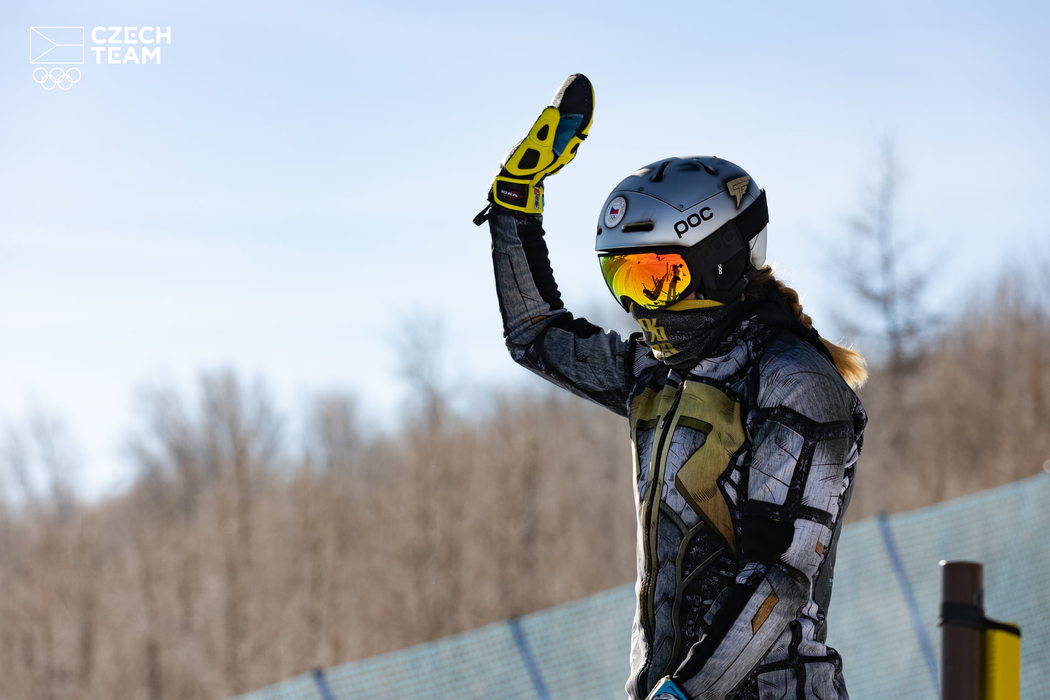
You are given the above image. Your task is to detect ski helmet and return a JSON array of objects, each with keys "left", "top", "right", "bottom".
[{"left": 595, "top": 156, "right": 768, "bottom": 310}]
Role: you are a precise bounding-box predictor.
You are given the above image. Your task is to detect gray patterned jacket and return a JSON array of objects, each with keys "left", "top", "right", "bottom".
[{"left": 488, "top": 207, "right": 866, "bottom": 700}]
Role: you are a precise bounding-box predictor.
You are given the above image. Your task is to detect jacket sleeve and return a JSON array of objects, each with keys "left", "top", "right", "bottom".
[
  {"left": 671, "top": 335, "right": 861, "bottom": 699},
  {"left": 488, "top": 205, "right": 638, "bottom": 416}
]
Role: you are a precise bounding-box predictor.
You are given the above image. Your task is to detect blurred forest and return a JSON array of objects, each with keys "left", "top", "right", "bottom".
[{"left": 2, "top": 264, "right": 1049, "bottom": 700}]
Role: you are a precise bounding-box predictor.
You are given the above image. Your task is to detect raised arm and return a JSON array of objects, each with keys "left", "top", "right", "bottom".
[
  {"left": 477, "top": 74, "right": 641, "bottom": 416},
  {"left": 489, "top": 206, "right": 638, "bottom": 415}
]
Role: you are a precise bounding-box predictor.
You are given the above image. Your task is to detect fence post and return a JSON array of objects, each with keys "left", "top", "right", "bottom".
[
  {"left": 940, "top": 561, "right": 984, "bottom": 700},
  {"left": 879, "top": 515, "right": 940, "bottom": 694},
  {"left": 509, "top": 618, "right": 551, "bottom": 700},
  {"left": 312, "top": 668, "right": 336, "bottom": 700}
]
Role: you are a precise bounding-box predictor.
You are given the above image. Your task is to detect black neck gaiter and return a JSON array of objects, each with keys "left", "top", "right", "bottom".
[
  {"left": 631, "top": 297, "right": 834, "bottom": 373},
  {"left": 631, "top": 300, "right": 758, "bottom": 372}
]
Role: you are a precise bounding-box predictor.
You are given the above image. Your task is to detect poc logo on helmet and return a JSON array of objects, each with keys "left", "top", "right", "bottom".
[{"left": 673, "top": 207, "right": 713, "bottom": 238}]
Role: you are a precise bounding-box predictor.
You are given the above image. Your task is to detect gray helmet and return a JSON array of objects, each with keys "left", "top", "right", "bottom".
[{"left": 595, "top": 156, "right": 768, "bottom": 306}]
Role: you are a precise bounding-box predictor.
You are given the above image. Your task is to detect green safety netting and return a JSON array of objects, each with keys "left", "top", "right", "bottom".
[{"left": 233, "top": 473, "right": 1050, "bottom": 700}]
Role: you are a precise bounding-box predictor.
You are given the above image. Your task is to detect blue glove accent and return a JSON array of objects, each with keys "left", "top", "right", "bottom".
[
  {"left": 552, "top": 114, "right": 584, "bottom": 155},
  {"left": 646, "top": 676, "right": 689, "bottom": 700}
]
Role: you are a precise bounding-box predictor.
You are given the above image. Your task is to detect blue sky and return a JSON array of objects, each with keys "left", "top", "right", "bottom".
[{"left": 2, "top": 0, "right": 1048, "bottom": 496}]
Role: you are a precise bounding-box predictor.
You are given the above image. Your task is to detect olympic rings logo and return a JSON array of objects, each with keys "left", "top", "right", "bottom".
[{"left": 33, "top": 67, "right": 81, "bottom": 90}]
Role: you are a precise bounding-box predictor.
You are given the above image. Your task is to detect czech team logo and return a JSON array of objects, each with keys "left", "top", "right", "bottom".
[
  {"left": 30, "top": 27, "right": 84, "bottom": 90},
  {"left": 605, "top": 196, "right": 627, "bottom": 228}
]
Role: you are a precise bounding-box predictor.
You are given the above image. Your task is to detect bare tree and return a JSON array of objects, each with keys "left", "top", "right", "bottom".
[
  {"left": 302, "top": 392, "right": 364, "bottom": 664},
  {"left": 396, "top": 312, "right": 448, "bottom": 432},
  {"left": 198, "top": 371, "right": 281, "bottom": 695},
  {"left": 395, "top": 313, "right": 463, "bottom": 642},
  {"left": 833, "top": 139, "right": 937, "bottom": 376},
  {"left": 0, "top": 412, "right": 88, "bottom": 700},
  {"left": 3, "top": 413, "right": 79, "bottom": 520}
]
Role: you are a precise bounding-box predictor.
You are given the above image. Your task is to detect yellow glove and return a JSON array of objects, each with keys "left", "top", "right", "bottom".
[{"left": 476, "top": 74, "right": 594, "bottom": 221}]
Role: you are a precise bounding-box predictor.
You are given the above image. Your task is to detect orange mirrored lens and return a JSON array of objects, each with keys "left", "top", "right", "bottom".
[{"left": 599, "top": 253, "right": 692, "bottom": 310}]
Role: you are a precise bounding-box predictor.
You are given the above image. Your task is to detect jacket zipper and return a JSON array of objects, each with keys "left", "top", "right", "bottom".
[{"left": 637, "top": 381, "right": 683, "bottom": 696}]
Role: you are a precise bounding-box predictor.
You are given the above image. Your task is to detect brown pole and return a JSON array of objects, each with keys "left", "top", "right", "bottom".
[{"left": 941, "top": 561, "right": 984, "bottom": 700}]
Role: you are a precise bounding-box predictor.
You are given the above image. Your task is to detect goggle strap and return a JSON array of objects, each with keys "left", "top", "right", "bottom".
[
  {"left": 735, "top": 188, "right": 769, "bottom": 241},
  {"left": 685, "top": 189, "right": 768, "bottom": 300}
]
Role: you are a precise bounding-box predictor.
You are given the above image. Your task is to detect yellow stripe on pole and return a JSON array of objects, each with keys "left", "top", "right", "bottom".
[{"left": 984, "top": 626, "right": 1021, "bottom": 700}]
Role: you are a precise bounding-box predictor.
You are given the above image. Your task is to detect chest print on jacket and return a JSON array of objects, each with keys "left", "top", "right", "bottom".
[
  {"left": 629, "top": 378, "right": 746, "bottom": 664},
  {"left": 671, "top": 382, "right": 745, "bottom": 555},
  {"left": 631, "top": 380, "right": 744, "bottom": 552}
]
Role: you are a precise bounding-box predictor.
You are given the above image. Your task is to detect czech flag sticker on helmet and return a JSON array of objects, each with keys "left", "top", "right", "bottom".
[{"left": 604, "top": 197, "right": 627, "bottom": 228}]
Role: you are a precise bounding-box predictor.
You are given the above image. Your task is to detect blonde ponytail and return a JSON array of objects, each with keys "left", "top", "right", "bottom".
[{"left": 745, "top": 266, "right": 868, "bottom": 389}]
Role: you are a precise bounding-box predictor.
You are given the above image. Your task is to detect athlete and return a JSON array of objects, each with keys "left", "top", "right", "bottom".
[{"left": 474, "top": 74, "right": 868, "bottom": 700}]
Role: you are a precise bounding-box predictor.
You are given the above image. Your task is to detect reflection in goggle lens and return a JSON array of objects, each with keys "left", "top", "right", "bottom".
[{"left": 599, "top": 253, "right": 692, "bottom": 311}]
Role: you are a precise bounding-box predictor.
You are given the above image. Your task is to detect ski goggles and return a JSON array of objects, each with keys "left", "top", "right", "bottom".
[{"left": 598, "top": 252, "right": 694, "bottom": 311}]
